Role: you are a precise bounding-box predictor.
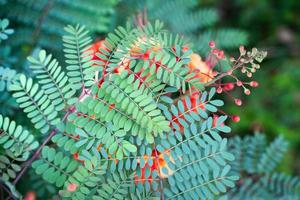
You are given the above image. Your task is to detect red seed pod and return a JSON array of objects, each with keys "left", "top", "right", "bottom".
[
  {"left": 235, "top": 99, "right": 242, "bottom": 106},
  {"left": 241, "top": 67, "right": 246, "bottom": 73},
  {"left": 244, "top": 89, "right": 251, "bottom": 95},
  {"left": 224, "top": 83, "right": 234, "bottom": 91},
  {"left": 239, "top": 45, "right": 246, "bottom": 55},
  {"left": 250, "top": 81, "right": 259, "bottom": 87},
  {"left": 209, "top": 41, "right": 215, "bottom": 48},
  {"left": 212, "top": 49, "right": 219, "bottom": 55},
  {"left": 218, "top": 50, "right": 225, "bottom": 59},
  {"left": 216, "top": 87, "right": 223, "bottom": 93},
  {"left": 232, "top": 115, "right": 240, "bottom": 123}
]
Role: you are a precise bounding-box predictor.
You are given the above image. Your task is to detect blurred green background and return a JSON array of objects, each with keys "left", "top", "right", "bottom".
[
  {"left": 213, "top": 0, "right": 300, "bottom": 174},
  {"left": 1, "top": 0, "right": 299, "bottom": 184}
]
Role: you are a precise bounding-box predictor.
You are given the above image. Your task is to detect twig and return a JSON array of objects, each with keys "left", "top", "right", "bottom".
[
  {"left": 0, "top": 183, "right": 17, "bottom": 200},
  {"left": 13, "top": 88, "right": 88, "bottom": 185},
  {"left": 12, "top": 129, "right": 57, "bottom": 185}
]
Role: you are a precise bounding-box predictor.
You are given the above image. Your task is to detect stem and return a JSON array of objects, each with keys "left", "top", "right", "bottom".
[
  {"left": 12, "top": 129, "right": 57, "bottom": 185},
  {"left": 13, "top": 88, "right": 88, "bottom": 185},
  {"left": 204, "top": 55, "right": 243, "bottom": 87},
  {"left": 0, "top": 183, "right": 16, "bottom": 200}
]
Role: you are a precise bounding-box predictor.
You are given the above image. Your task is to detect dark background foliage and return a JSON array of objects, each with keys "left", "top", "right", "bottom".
[{"left": 212, "top": 0, "right": 300, "bottom": 173}]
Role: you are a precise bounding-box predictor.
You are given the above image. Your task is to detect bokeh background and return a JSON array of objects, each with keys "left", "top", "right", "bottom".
[{"left": 1, "top": 0, "right": 300, "bottom": 191}]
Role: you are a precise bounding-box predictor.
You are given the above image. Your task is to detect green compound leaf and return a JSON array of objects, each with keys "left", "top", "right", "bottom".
[
  {"left": 28, "top": 50, "right": 76, "bottom": 110},
  {"left": 9, "top": 74, "right": 60, "bottom": 134}
]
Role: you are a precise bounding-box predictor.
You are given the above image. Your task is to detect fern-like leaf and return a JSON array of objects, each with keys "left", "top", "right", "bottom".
[
  {"left": 28, "top": 50, "right": 76, "bottom": 110},
  {"left": 63, "top": 24, "right": 94, "bottom": 90},
  {"left": 0, "top": 18, "right": 14, "bottom": 43},
  {"left": 0, "top": 114, "right": 38, "bottom": 157},
  {"left": 257, "top": 136, "right": 288, "bottom": 173},
  {"left": 32, "top": 146, "right": 79, "bottom": 187},
  {"left": 0, "top": 66, "right": 17, "bottom": 92},
  {"left": 94, "top": 71, "right": 170, "bottom": 143},
  {"left": 9, "top": 74, "right": 60, "bottom": 134}
]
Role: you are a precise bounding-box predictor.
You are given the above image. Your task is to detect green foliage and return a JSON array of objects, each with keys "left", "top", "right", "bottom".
[
  {"left": 161, "top": 127, "right": 237, "bottom": 199},
  {"left": 9, "top": 74, "right": 60, "bottom": 134},
  {"left": 1, "top": 0, "right": 117, "bottom": 50},
  {"left": 63, "top": 25, "right": 95, "bottom": 90},
  {"left": 26, "top": 169, "right": 58, "bottom": 199},
  {"left": 0, "top": 22, "right": 240, "bottom": 199},
  {"left": 124, "top": 0, "right": 248, "bottom": 53},
  {"left": 152, "top": 48, "right": 203, "bottom": 93},
  {"left": 0, "top": 115, "right": 38, "bottom": 181},
  {"left": 3, "top": 1, "right": 298, "bottom": 199},
  {"left": 225, "top": 134, "right": 300, "bottom": 199},
  {"left": 196, "top": 28, "right": 248, "bottom": 54},
  {"left": 0, "top": 3, "right": 293, "bottom": 198},
  {"left": 0, "top": 18, "right": 14, "bottom": 43},
  {"left": 28, "top": 49, "right": 76, "bottom": 109},
  {"left": 90, "top": 171, "right": 133, "bottom": 200},
  {"left": 32, "top": 146, "right": 79, "bottom": 187},
  {"left": 92, "top": 72, "right": 170, "bottom": 141},
  {"left": 0, "top": 66, "right": 17, "bottom": 92},
  {"left": 65, "top": 101, "right": 138, "bottom": 160},
  {"left": 0, "top": 21, "right": 17, "bottom": 116},
  {"left": 0, "top": 114, "right": 38, "bottom": 156}
]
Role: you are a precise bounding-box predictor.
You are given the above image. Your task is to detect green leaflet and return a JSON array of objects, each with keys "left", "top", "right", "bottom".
[
  {"left": 0, "top": 114, "right": 38, "bottom": 157},
  {"left": 0, "top": 152, "right": 23, "bottom": 182},
  {"left": 0, "top": 66, "right": 17, "bottom": 92},
  {"left": 28, "top": 50, "right": 76, "bottom": 110},
  {"left": 226, "top": 135, "right": 299, "bottom": 199},
  {"left": 97, "top": 21, "right": 164, "bottom": 75},
  {"left": 257, "top": 136, "right": 289, "bottom": 173},
  {"left": 92, "top": 172, "right": 133, "bottom": 200},
  {"left": 0, "top": 1, "right": 117, "bottom": 50},
  {"left": 1, "top": 20, "right": 272, "bottom": 200},
  {"left": 164, "top": 88, "right": 224, "bottom": 131},
  {"left": 63, "top": 24, "right": 95, "bottom": 90},
  {"left": 32, "top": 146, "right": 79, "bottom": 188},
  {"left": 65, "top": 101, "right": 137, "bottom": 159},
  {"left": 0, "top": 115, "right": 38, "bottom": 183},
  {"left": 229, "top": 134, "right": 286, "bottom": 175},
  {"left": 156, "top": 119, "right": 235, "bottom": 198},
  {"left": 9, "top": 74, "right": 60, "bottom": 134},
  {"left": 95, "top": 71, "right": 170, "bottom": 141},
  {"left": 0, "top": 18, "right": 14, "bottom": 43}
]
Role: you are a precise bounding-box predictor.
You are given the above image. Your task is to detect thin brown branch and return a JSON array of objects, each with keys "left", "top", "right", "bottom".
[
  {"left": 12, "top": 128, "right": 57, "bottom": 185},
  {"left": 12, "top": 88, "right": 88, "bottom": 185}
]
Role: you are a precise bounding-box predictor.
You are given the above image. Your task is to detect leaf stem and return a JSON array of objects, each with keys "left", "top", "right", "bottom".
[
  {"left": 12, "top": 129, "right": 57, "bottom": 185},
  {"left": 12, "top": 87, "right": 88, "bottom": 185}
]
